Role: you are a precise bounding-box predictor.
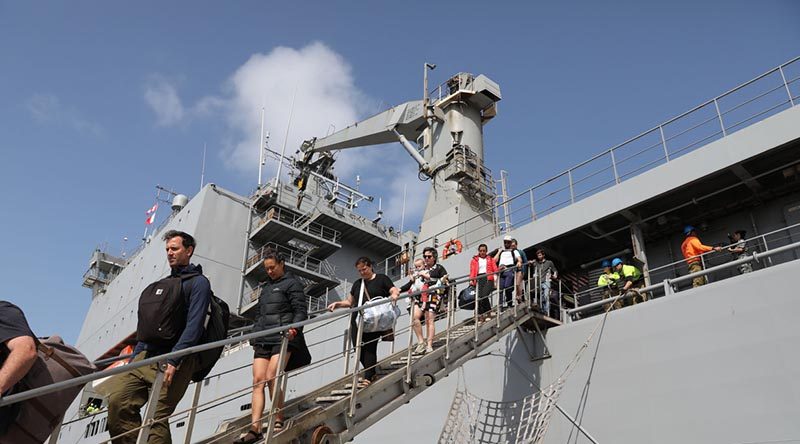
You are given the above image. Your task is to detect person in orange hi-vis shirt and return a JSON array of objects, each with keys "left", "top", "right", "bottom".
[{"left": 681, "top": 225, "right": 722, "bottom": 287}]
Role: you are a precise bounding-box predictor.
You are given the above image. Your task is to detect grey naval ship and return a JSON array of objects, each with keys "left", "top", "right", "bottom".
[{"left": 49, "top": 56, "right": 800, "bottom": 443}]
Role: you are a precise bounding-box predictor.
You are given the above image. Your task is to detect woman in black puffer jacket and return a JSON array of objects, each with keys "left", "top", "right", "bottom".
[{"left": 237, "top": 250, "right": 311, "bottom": 443}]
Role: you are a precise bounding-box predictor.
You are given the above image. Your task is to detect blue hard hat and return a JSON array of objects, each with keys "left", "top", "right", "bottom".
[
  {"left": 611, "top": 258, "right": 623, "bottom": 267},
  {"left": 683, "top": 225, "right": 696, "bottom": 235},
  {"left": 601, "top": 259, "right": 611, "bottom": 268}
]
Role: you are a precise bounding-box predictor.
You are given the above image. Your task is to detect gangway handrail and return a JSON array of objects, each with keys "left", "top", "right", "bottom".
[
  {"left": 378, "top": 55, "right": 800, "bottom": 271},
  {"left": 566, "top": 237, "right": 800, "bottom": 319},
  {"left": 0, "top": 265, "right": 514, "bottom": 410}
]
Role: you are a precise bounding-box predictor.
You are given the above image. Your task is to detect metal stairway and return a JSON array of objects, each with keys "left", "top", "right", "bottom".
[{"left": 200, "top": 304, "right": 558, "bottom": 444}]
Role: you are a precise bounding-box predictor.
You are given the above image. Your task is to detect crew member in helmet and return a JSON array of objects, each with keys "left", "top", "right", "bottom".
[
  {"left": 612, "top": 258, "right": 646, "bottom": 305},
  {"left": 597, "top": 260, "right": 621, "bottom": 310},
  {"left": 681, "top": 225, "right": 721, "bottom": 287}
]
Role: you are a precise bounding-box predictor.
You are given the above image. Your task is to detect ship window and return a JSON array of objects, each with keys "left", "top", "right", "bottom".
[
  {"left": 176, "top": 421, "right": 185, "bottom": 428},
  {"left": 240, "top": 403, "right": 252, "bottom": 411}
]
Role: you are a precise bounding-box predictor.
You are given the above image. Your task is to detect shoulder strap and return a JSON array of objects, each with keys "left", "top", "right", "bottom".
[{"left": 35, "top": 338, "right": 82, "bottom": 378}]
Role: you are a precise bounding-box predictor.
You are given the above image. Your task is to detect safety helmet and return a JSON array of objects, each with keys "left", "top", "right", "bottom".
[
  {"left": 683, "top": 225, "right": 696, "bottom": 235},
  {"left": 611, "top": 258, "right": 623, "bottom": 267},
  {"left": 601, "top": 259, "right": 611, "bottom": 268}
]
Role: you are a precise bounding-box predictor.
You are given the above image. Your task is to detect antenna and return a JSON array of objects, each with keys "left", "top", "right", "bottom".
[
  {"left": 275, "top": 86, "right": 298, "bottom": 187},
  {"left": 200, "top": 143, "right": 207, "bottom": 192},
  {"left": 400, "top": 183, "right": 407, "bottom": 234},
  {"left": 258, "top": 107, "right": 265, "bottom": 187}
]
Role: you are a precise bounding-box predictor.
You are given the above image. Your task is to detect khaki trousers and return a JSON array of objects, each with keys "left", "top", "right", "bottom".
[
  {"left": 688, "top": 262, "right": 706, "bottom": 287},
  {"left": 107, "top": 352, "right": 197, "bottom": 444}
]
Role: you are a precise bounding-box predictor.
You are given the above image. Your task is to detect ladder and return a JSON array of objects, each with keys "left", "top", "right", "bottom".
[{"left": 199, "top": 305, "right": 556, "bottom": 443}]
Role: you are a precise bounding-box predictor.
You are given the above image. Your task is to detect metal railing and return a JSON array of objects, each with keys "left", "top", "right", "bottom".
[
  {"left": 251, "top": 206, "right": 342, "bottom": 245},
  {"left": 2, "top": 264, "right": 536, "bottom": 444},
  {"left": 566, "top": 235, "right": 800, "bottom": 321},
  {"left": 245, "top": 243, "right": 337, "bottom": 279},
  {"left": 567, "top": 221, "right": 800, "bottom": 313},
  {"left": 378, "top": 56, "right": 800, "bottom": 269}
]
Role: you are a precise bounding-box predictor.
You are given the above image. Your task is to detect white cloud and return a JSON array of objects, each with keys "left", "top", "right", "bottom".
[
  {"left": 220, "top": 42, "right": 368, "bottom": 174},
  {"left": 144, "top": 75, "right": 185, "bottom": 126},
  {"left": 141, "top": 42, "right": 427, "bottom": 229},
  {"left": 25, "top": 93, "right": 103, "bottom": 136}
]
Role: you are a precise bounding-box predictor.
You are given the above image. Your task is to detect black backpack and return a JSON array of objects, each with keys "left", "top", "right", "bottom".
[
  {"left": 191, "top": 293, "right": 230, "bottom": 382},
  {"left": 137, "top": 272, "right": 230, "bottom": 381},
  {"left": 137, "top": 275, "right": 188, "bottom": 347}
]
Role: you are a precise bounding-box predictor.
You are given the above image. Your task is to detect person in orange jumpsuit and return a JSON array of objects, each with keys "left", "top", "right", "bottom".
[{"left": 681, "top": 225, "right": 721, "bottom": 287}]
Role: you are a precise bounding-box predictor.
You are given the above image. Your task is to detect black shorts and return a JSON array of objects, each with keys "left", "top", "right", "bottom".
[
  {"left": 408, "top": 295, "right": 438, "bottom": 313},
  {"left": 253, "top": 344, "right": 290, "bottom": 360}
]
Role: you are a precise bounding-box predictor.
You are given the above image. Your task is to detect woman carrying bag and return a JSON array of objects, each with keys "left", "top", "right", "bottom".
[
  {"left": 237, "top": 250, "right": 311, "bottom": 444},
  {"left": 327, "top": 256, "right": 399, "bottom": 386}
]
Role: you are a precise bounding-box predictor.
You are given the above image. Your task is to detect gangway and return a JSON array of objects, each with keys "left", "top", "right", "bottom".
[{"left": 200, "top": 301, "right": 557, "bottom": 444}]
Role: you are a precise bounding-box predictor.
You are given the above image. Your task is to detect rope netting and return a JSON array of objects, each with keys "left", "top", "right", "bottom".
[{"left": 438, "top": 378, "right": 565, "bottom": 444}]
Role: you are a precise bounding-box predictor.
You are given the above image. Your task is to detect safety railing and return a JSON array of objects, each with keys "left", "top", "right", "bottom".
[
  {"left": 567, "top": 221, "right": 800, "bottom": 315},
  {"left": 2, "top": 263, "right": 538, "bottom": 444},
  {"left": 251, "top": 206, "right": 342, "bottom": 245},
  {"left": 245, "top": 243, "right": 337, "bottom": 279},
  {"left": 379, "top": 56, "right": 800, "bottom": 268},
  {"left": 566, "top": 236, "right": 800, "bottom": 322}
]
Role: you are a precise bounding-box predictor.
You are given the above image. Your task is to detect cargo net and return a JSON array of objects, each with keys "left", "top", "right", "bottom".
[{"left": 438, "top": 378, "right": 565, "bottom": 444}]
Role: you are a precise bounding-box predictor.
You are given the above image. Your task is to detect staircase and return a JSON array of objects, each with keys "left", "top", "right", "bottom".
[{"left": 200, "top": 304, "right": 559, "bottom": 444}]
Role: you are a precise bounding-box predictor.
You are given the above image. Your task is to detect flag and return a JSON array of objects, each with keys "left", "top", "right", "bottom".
[{"left": 145, "top": 203, "right": 158, "bottom": 225}]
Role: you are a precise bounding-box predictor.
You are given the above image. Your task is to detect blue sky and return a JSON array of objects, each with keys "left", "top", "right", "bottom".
[{"left": 1, "top": 1, "right": 798, "bottom": 343}]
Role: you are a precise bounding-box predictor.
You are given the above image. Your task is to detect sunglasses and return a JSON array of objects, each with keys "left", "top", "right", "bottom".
[{"left": 423, "top": 255, "right": 435, "bottom": 259}]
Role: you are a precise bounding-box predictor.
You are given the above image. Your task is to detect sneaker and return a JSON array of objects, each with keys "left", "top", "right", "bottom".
[
  {"left": 413, "top": 342, "right": 426, "bottom": 354},
  {"left": 426, "top": 345, "right": 434, "bottom": 353}
]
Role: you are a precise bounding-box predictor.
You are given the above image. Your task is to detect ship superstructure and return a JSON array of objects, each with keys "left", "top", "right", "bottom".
[{"left": 35, "top": 56, "right": 800, "bottom": 444}]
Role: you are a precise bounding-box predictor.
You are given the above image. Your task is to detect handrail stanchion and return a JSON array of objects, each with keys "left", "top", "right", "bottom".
[
  {"left": 513, "top": 265, "right": 519, "bottom": 318},
  {"left": 343, "top": 322, "right": 352, "bottom": 375},
  {"left": 136, "top": 360, "right": 166, "bottom": 444},
  {"left": 714, "top": 98, "right": 727, "bottom": 136},
  {"left": 610, "top": 149, "right": 620, "bottom": 184},
  {"left": 568, "top": 169, "right": 575, "bottom": 203},
  {"left": 265, "top": 332, "right": 290, "bottom": 441},
  {"left": 779, "top": 65, "right": 795, "bottom": 107},
  {"left": 659, "top": 125, "right": 670, "bottom": 162},
  {"left": 182, "top": 381, "right": 203, "bottom": 444},
  {"left": 446, "top": 282, "right": 455, "bottom": 360},
  {"left": 496, "top": 273, "right": 502, "bottom": 331},
  {"left": 405, "top": 295, "right": 415, "bottom": 385},
  {"left": 349, "top": 312, "right": 365, "bottom": 417},
  {"left": 529, "top": 189, "right": 536, "bottom": 221},
  {"left": 559, "top": 279, "right": 564, "bottom": 323}
]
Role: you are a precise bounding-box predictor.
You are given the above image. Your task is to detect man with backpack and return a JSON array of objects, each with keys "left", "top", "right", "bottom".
[{"left": 108, "top": 230, "right": 213, "bottom": 444}]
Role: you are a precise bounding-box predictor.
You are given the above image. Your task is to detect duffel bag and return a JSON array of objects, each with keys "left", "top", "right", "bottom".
[
  {"left": 0, "top": 336, "right": 96, "bottom": 444},
  {"left": 458, "top": 286, "right": 476, "bottom": 310},
  {"left": 359, "top": 297, "right": 401, "bottom": 333}
]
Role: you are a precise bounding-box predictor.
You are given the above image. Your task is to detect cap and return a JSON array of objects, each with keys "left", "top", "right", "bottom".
[
  {"left": 601, "top": 259, "right": 611, "bottom": 268},
  {"left": 683, "top": 225, "right": 695, "bottom": 235},
  {"left": 503, "top": 235, "right": 513, "bottom": 242},
  {"left": 611, "top": 258, "right": 623, "bottom": 267}
]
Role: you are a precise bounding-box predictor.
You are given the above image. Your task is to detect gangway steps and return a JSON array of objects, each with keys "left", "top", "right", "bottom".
[{"left": 201, "top": 306, "right": 538, "bottom": 444}]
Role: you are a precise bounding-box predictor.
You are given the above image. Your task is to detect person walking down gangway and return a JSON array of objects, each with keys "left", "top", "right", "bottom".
[
  {"left": 237, "top": 250, "right": 311, "bottom": 443},
  {"left": 399, "top": 258, "right": 433, "bottom": 354},
  {"left": 681, "top": 225, "right": 722, "bottom": 287},
  {"left": 107, "top": 230, "right": 212, "bottom": 444},
  {"left": 494, "top": 236, "right": 522, "bottom": 310},
  {"left": 419, "top": 247, "right": 448, "bottom": 352},
  {"left": 533, "top": 248, "right": 558, "bottom": 316},
  {"left": 511, "top": 239, "right": 529, "bottom": 302},
  {"left": 469, "top": 244, "right": 496, "bottom": 317},
  {"left": 328, "top": 257, "right": 399, "bottom": 385}
]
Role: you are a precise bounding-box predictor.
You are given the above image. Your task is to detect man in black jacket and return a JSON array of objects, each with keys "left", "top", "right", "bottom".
[{"left": 107, "top": 230, "right": 212, "bottom": 444}]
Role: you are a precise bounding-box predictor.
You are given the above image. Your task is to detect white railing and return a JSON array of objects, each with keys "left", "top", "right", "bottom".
[
  {"left": 380, "top": 56, "right": 800, "bottom": 269},
  {"left": 2, "top": 265, "right": 532, "bottom": 444}
]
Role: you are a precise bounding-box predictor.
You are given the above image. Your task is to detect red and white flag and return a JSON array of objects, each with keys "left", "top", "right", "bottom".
[{"left": 145, "top": 203, "right": 158, "bottom": 225}]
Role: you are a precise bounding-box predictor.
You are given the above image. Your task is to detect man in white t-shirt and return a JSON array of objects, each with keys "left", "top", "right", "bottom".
[{"left": 494, "top": 235, "right": 522, "bottom": 309}]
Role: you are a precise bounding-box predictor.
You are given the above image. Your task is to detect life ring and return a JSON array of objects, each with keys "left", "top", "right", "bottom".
[{"left": 442, "top": 239, "right": 463, "bottom": 259}]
